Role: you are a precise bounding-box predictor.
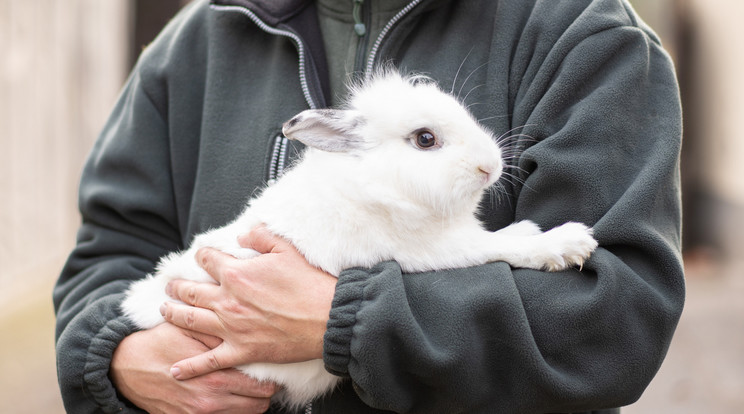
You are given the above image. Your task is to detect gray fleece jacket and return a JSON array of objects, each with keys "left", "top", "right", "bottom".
[{"left": 54, "top": 0, "right": 684, "bottom": 413}]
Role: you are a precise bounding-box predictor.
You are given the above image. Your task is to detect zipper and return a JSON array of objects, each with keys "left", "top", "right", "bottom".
[
  {"left": 209, "top": 4, "right": 318, "bottom": 110},
  {"left": 364, "top": 0, "right": 424, "bottom": 79},
  {"left": 267, "top": 134, "right": 289, "bottom": 185},
  {"left": 210, "top": 1, "right": 424, "bottom": 182},
  {"left": 210, "top": 3, "right": 318, "bottom": 183},
  {"left": 304, "top": 401, "right": 313, "bottom": 414}
]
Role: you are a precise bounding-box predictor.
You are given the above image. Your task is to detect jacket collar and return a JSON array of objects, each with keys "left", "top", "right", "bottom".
[
  {"left": 208, "top": 0, "right": 448, "bottom": 107},
  {"left": 210, "top": 0, "right": 448, "bottom": 28},
  {"left": 210, "top": 0, "right": 314, "bottom": 27}
]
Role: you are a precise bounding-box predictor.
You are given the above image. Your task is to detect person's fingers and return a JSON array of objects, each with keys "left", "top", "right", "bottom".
[
  {"left": 180, "top": 327, "right": 224, "bottom": 350},
  {"left": 171, "top": 344, "right": 245, "bottom": 380},
  {"left": 160, "top": 301, "right": 225, "bottom": 336},
  {"left": 188, "top": 390, "right": 272, "bottom": 414},
  {"left": 221, "top": 396, "right": 271, "bottom": 414},
  {"left": 165, "top": 277, "right": 220, "bottom": 309},
  {"left": 216, "top": 369, "right": 278, "bottom": 399},
  {"left": 219, "top": 394, "right": 272, "bottom": 414},
  {"left": 238, "top": 225, "right": 286, "bottom": 254},
  {"left": 195, "top": 246, "right": 243, "bottom": 284}
]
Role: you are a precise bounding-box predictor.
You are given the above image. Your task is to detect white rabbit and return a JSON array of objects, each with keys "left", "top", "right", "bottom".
[{"left": 121, "top": 69, "right": 598, "bottom": 409}]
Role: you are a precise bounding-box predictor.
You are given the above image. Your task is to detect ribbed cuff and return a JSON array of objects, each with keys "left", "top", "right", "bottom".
[
  {"left": 83, "top": 314, "right": 141, "bottom": 413},
  {"left": 323, "top": 267, "right": 370, "bottom": 377}
]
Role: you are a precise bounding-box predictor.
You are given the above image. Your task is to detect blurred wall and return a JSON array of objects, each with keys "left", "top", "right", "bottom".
[
  {"left": 678, "top": 0, "right": 744, "bottom": 259},
  {"left": 633, "top": 0, "right": 744, "bottom": 259},
  {"left": 0, "top": 2, "right": 189, "bottom": 412},
  {"left": 1, "top": 2, "right": 130, "bottom": 412},
  {"left": 0, "top": 0, "right": 130, "bottom": 306},
  {"left": 683, "top": 0, "right": 744, "bottom": 205}
]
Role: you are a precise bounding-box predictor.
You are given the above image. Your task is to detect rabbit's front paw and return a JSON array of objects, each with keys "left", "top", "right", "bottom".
[{"left": 539, "top": 222, "right": 598, "bottom": 271}]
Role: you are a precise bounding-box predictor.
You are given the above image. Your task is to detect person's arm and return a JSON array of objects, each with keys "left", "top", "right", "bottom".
[
  {"left": 54, "top": 58, "right": 281, "bottom": 414},
  {"left": 322, "top": 15, "right": 684, "bottom": 414},
  {"left": 53, "top": 58, "right": 182, "bottom": 411},
  {"left": 53, "top": 2, "right": 285, "bottom": 410}
]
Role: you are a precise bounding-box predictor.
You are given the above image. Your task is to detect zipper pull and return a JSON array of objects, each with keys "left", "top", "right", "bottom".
[{"left": 353, "top": 0, "right": 366, "bottom": 36}]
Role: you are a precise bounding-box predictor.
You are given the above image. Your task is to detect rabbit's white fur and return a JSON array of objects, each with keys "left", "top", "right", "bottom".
[{"left": 122, "top": 70, "right": 598, "bottom": 409}]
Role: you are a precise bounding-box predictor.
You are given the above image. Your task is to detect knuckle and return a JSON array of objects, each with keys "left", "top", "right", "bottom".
[
  {"left": 202, "top": 374, "right": 227, "bottom": 393},
  {"left": 187, "top": 285, "right": 198, "bottom": 303},
  {"left": 183, "top": 360, "right": 199, "bottom": 377},
  {"left": 207, "top": 352, "right": 223, "bottom": 370},
  {"left": 221, "top": 265, "right": 242, "bottom": 285},
  {"left": 190, "top": 395, "right": 218, "bottom": 414},
  {"left": 220, "top": 297, "right": 242, "bottom": 315},
  {"left": 200, "top": 401, "right": 220, "bottom": 414},
  {"left": 185, "top": 308, "right": 196, "bottom": 329}
]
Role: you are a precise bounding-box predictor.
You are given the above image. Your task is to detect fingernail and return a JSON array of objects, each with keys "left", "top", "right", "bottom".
[
  {"left": 170, "top": 366, "right": 181, "bottom": 379},
  {"left": 165, "top": 282, "right": 172, "bottom": 297},
  {"left": 159, "top": 303, "right": 166, "bottom": 316}
]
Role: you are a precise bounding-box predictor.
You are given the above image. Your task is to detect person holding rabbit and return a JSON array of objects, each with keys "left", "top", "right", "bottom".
[{"left": 54, "top": 0, "right": 684, "bottom": 413}]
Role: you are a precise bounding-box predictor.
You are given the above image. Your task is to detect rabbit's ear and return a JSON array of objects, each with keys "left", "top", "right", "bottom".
[{"left": 282, "top": 109, "right": 365, "bottom": 153}]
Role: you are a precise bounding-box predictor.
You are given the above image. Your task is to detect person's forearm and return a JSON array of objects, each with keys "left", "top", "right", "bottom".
[
  {"left": 325, "top": 253, "right": 681, "bottom": 413},
  {"left": 54, "top": 59, "right": 179, "bottom": 412},
  {"left": 55, "top": 291, "right": 139, "bottom": 413}
]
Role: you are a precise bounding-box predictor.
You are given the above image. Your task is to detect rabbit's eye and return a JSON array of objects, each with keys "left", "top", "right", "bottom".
[{"left": 414, "top": 130, "right": 438, "bottom": 149}]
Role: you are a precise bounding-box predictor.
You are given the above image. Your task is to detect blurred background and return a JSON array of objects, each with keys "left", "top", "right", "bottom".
[{"left": 1, "top": 0, "right": 741, "bottom": 412}]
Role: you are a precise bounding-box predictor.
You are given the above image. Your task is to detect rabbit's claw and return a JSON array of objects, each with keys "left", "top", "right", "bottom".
[{"left": 537, "top": 222, "right": 598, "bottom": 271}]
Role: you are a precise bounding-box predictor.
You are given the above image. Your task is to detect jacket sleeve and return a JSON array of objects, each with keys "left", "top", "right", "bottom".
[
  {"left": 322, "top": 5, "right": 684, "bottom": 414},
  {"left": 53, "top": 64, "right": 181, "bottom": 413}
]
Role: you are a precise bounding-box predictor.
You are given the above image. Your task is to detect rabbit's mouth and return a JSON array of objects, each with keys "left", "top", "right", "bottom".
[
  {"left": 478, "top": 166, "right": 495, "bottom": 187},
  {"left": 476, "top": 164, "right": 502, "bottom": 189}
]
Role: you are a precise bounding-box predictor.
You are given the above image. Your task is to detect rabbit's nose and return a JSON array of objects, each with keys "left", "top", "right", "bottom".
[
  {"left": 477, "top": 157, "right": 502, "bottom": 185},
  {"left": 478, "top": 165, "right": 494, "bottom": 185}
]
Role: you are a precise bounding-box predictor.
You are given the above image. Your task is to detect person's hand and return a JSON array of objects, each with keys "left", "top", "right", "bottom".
[
  {"left": 160, "top": 225, "right": 337, "bottom": 380},
  {"left": 111, "top": 322, "right": 277, "bottom": 413}
]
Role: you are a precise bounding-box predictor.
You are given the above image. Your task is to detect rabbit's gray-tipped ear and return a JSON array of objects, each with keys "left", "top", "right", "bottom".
[{"left": 282, "top": 109, "right": 365, "bottom": 153}]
